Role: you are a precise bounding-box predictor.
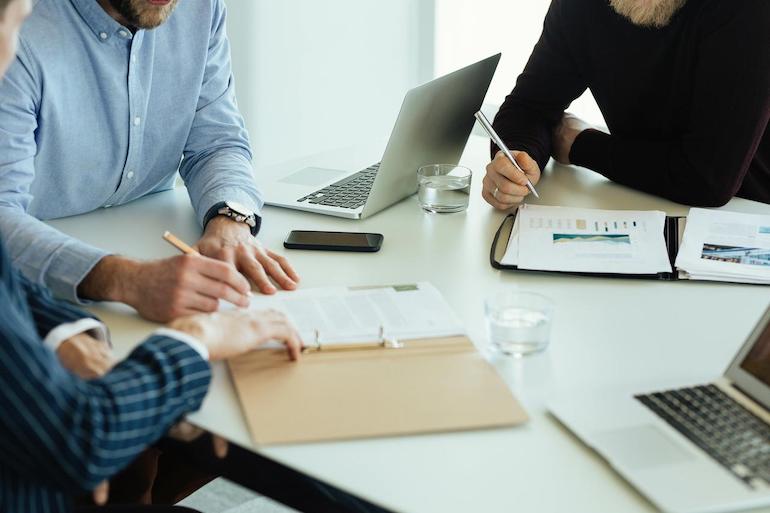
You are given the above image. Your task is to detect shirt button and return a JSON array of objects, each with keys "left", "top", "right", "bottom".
[
  {"left": 127, "top": 171, "right": 135, "bottom": 179},
  {"left": 133, "top": 117, "right": 141, "bottom": 126},
  {"left": 99, "top": 32, "right": 108, "bottom": 40},
  {"left": 119, "top": 30, "right": 129, "bottom": 38},
  {"left": 104, "top": 204, "right": 112, "bottom": 208}
]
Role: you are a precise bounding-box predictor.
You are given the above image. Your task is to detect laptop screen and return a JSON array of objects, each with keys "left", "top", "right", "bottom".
[{"left": 740, "top": 316, "right": 770, "bottom": 386}]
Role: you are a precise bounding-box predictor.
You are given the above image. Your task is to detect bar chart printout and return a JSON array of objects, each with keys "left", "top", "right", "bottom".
[{"left": 506, "top": 205, "right": 672, "bottom": 274}]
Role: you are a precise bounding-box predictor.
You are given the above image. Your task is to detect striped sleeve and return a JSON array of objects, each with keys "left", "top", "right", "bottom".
[
  {"left": 18, "top": 270, "right": 99, "bottom": 340},
  {"left": 0, "top": 315, "right": 211, "bottom": 492}
]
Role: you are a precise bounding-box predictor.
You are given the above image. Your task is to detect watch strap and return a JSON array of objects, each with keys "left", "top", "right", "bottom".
[{"left": 203, "top": 201, "right": 261, "bottom": 237}]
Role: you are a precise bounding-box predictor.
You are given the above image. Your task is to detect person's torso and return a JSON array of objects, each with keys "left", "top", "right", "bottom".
[
  {"left": 20, "top": 0, "right": 215, "bottom": 219},
  {"left": 564, "top": 0, "right": 770, "bottom": 203}
]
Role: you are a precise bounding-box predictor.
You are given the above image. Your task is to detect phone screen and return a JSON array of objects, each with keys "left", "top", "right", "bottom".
[{"left": 286, "top": 231, "right": 377, "bottom": 248}]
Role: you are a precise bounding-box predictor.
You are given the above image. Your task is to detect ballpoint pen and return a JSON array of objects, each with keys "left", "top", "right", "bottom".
[{"left": 474, "top": 111, "right": 540, "bottom": 199}]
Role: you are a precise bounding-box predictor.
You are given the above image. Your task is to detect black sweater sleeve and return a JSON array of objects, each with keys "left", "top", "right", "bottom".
[
  {"left": 491, "top": 0, "right": 588, "bottom": 171},
  {"left": 570, "top": 1, "right": 770, "bottom": 207}
]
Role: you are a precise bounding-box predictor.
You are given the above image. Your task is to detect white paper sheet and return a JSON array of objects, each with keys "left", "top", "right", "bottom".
[
  {"left": 507, "top": 205, "right": 672, "bottom": 274},
  {"left": 244, "top": 282, "right": 464, "bottom": 347},
  {"left": 675, "top": 208, "right": 770, "bottom": 284}
]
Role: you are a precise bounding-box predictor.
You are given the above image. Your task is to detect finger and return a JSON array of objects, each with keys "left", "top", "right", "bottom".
[
  {"left": 266, "top": 249, "right": 301, "bottom": 283},
  {"left": 212, "top": 436, "right": 229, "bottom": 459},
  {"left": 192, "top": 256, "right": 251, "bottom": 297},
  {"left": 192, "top": 273, "right": 251, "bottom": 308},
  {"left": 168, "top": 421, "right": 205, "bottom": 442},
  {"left": 511, "top": 150, "right": 540, "bottom": 183},
  {"left": 93, "top": 481, "right": 109, "bottom": 505},
  {"left": 493, "top": 152, "right": 534, "bottom": 187},
  {"left": 482, "top": 187, "right": 517, "bottom": 211},
  {"left": 240, "top": 257, "right": 277, "bottom": 295},
  {"left": 253, "top": 248, "right": 296, "bottom": 290},
  {"left": 483, "top": 174, "right": 529, "bottom": 200}
]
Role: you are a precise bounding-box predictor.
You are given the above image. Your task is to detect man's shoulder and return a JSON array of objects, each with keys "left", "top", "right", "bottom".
[{"left": 21, "top": 0, "right": 81, "bottom": 56}]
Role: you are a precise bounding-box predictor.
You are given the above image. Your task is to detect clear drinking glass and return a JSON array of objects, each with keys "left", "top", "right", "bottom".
[
  {"left": 417, "top": 164, "right": 472, "bottom": 213},
  {"left": 484, "top": 291, "right": 554, "bottom": 357}
]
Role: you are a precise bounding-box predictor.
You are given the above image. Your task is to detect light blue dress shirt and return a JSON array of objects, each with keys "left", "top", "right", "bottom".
[{"left": 0, "top": 0, "right": 262, "bottom": 301}]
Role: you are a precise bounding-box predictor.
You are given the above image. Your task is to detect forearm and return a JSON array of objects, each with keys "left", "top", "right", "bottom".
[
  {"left": 0, "top": 206, "right": 110, "bottom": 302},
  {"left": 77, "top": 254, "right": 140, "bottom": 303},
  {"left": 0, "top": 333, "right": 211, "bottom": 492},
  {"left": 570, "top": 129, "right": 755, "bottom": 207}
]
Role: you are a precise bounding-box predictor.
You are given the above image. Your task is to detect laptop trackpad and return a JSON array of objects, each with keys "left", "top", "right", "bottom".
[
  {"left": 594, "top": 425, "right": 695, "bottom": 469},
  {"left": 279, "top": 167, "right": 347, "bottom": 187}
]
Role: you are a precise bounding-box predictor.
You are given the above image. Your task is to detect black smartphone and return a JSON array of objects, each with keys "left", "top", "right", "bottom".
[{"left": 284, "top": 230, "right": 384, "bottom": 252}]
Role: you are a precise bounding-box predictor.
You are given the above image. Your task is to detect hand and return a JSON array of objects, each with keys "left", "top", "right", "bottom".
[
  {"left": 57, "top": 333, "right": 114, "bottom": 379},
  {"left": 197, "top": 216, "right": 300, "bottom": 295},
  {"left": 482, "top": 150, "right": 541, "bottom": 210},
  {"left": 552, "top": 112, "right": 595, "bottom": 164},
  {"left": 80, "top": 254, "right": 253, "bottom": 322},
  {"left": 168, "top": 308, "right": 303, "bottom": 361},
  {"left": 167, "top": 421, "right": 229, "bottom": 459},
  {"left": 92, "top": 481, "right": 109, "bottom": 506}
]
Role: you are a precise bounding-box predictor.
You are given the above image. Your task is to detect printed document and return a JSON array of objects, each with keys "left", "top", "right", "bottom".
[
  {"left": 675, "top": 208, "right": 770, "bottom": 284},
  {"left": 244, "top": 282, "right": 464, "bottom": 346},
  {"left": 503, "top": 205, "right": 672, "bottom": 274}
]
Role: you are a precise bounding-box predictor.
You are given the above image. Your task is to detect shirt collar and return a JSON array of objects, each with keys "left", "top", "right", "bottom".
[{"left": 69, "top": 0, "right": 133, "bottom": 42}]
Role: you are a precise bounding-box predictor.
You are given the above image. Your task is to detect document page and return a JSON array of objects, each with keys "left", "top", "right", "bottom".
[
  {"left": 675, "top": 208, "right": 770, "bottom": 284},
  {"left": 514, "top": 205, "right": 672, "bottom": 274},
  {"left": 245, "top": 282, "right": 464, "bottom": 347}
]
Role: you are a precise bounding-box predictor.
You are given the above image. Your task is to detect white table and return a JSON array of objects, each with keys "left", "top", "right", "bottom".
[{"left": 49, "top": 136, "right": 770, "bottom": 513}]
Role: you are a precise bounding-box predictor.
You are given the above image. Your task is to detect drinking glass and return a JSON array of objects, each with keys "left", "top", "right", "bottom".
[
  {"left": 416, "top": 164, "right": 472, "bottom": 213},
  {"left": 484, "top": 291, "right": 554, "bottom": 357}
]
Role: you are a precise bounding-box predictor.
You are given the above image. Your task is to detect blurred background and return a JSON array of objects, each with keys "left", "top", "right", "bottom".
[{"left": 224, "top": 0, "right": 603, "bottom": 168}]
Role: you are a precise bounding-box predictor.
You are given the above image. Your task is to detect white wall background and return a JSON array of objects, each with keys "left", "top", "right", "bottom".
[
  {"left": 223, "top": 1, "right": 603, "bottom": 168},
  {"left": 434, "top": 0, "right": 603, "bottom": 124},
  {"left": 224, "top": 0, "right": 434, "bottom": 168}
]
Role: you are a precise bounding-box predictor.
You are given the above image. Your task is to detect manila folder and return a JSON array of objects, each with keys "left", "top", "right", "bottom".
[{"left": 228, "top": 336, "right": 528, "bottom": 445}]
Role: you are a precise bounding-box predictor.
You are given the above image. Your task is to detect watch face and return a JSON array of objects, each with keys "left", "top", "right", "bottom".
[{"left": 224, "top": 201, "right": 253, "bottom": 217}]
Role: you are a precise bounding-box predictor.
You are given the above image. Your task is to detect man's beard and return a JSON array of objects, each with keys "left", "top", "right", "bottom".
[
  {"left": 107, "top": 0, "right": 179, "bottom": 29},
  {"left": 609, "top": 0, "right": 687, "bottom": 27}
]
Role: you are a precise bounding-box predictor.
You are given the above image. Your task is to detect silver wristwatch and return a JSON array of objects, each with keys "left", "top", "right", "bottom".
[{"left": 217, "top": 201, "right": 257, "bottom": 230}]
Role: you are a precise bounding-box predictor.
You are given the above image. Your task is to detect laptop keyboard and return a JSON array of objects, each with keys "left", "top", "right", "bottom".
[
  {"left": 636, "top": 384, "right": 770, "bottom": 489},
  {"left": 296, "top": 163, "right": 381, "bottom": 209}
]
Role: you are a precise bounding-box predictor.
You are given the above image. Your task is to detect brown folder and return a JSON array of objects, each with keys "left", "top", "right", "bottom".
[{"left": 228, "top": 335, "right": 528, "bottom": 446}]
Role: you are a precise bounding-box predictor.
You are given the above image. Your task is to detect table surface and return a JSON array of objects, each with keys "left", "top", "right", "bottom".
[{"left": 49, "top": 136, "right": 770, "bottom": 513}]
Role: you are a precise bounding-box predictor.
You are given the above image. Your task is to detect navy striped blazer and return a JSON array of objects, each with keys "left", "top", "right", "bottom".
[{"left": 0, "top": 239, "right": 212, "bottom": 513}]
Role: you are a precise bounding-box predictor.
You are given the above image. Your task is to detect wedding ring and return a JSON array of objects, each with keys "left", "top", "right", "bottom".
[{"left": 493, "top": 186, "right": 499, "bottom": 200}]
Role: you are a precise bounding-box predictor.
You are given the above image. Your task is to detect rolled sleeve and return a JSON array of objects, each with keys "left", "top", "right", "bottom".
[{"left": 179, "top": 0, "right": 262, "bottom": 230}]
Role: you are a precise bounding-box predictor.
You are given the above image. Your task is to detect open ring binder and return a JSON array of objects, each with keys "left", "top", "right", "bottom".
[{"left": 303, "top": 325, "right": 405, "bottom": 353}]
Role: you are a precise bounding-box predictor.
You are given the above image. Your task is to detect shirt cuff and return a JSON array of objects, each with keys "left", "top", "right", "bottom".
[
  {"left": 152, "top": 328, "right": 210, "bottom": 361},
  {"left": 43, "top": 318, "right": 110, "bottom": 353}
]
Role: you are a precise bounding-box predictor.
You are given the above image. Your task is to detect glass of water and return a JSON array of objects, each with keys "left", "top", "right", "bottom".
[
  {"left": 485, "top": 291, "right": 554, "bottom": 357},
  {"left": 417, "top": 164, "right": 472, "bottom": 213}
]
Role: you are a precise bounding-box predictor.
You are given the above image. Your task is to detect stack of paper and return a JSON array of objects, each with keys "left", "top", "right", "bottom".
[
  {"left": 502, "top": 204, "right": 673, "bottom": 275},
  {"left": 675, "top": 208, "right": 770, "bottom": 285},
  {"left": 246, "top": 282, "right": 465, "bottom": 347}
]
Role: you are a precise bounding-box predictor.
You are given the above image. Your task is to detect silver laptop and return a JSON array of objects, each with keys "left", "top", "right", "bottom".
[
  {"left": 262, "top": 53, "right": 501, "bottom": 219},
  {"left": 550, "top": 305, "right": 770, "bottom": 513}
]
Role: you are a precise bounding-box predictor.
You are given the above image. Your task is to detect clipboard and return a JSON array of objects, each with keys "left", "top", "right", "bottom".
[
  {"left": 490, "top": 210, "right": 687, "bottom": 281},
  {"left": 228, "top": 333, "right": 528, "bottom": 446}
]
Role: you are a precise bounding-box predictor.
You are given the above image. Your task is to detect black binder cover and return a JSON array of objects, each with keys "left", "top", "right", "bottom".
[{"left": 490, "top": 210, "right": 686, "bottom": 281}]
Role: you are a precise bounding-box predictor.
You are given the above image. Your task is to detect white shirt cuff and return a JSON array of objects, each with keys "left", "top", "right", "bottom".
[
  {"left": 152, "top": 328, "right": 210, "bottom": 361},
  {"left": 44, "top": 318, "right": 111, "bottom": 353}
]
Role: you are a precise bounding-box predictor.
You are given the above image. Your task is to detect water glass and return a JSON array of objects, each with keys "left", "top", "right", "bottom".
[
  {"left": 417, "top": 164, "right": 472, "bottom": 213},
  {"left": 485, "top": 291, "right": 554, "bottom": 357}
]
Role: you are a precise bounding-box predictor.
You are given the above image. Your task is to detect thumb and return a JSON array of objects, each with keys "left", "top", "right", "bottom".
[
  {"left": 93, "top": 481, "right": 109, "bottom": 505},
  {"left": 511, "top": 151, "right": 539, "bottom": 180}
]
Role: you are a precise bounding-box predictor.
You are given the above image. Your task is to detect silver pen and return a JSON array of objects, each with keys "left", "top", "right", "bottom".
[{"left": 474, "top": 111, "right": 539, "bottom": 199}]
